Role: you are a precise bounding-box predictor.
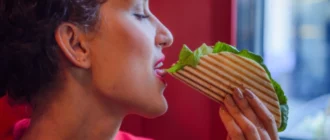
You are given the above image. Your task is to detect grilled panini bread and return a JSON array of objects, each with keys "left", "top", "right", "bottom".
[{"left": 167, "top": 42, "right": 288, "bottom": 132}]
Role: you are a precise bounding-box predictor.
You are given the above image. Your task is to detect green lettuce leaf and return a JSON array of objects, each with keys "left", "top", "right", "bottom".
[
  {"left": 237, "top": 50, "right": 263, "bottom": 64},
  {"left": 278, "top": 104, "right": 289, "bottom": 132},
  {"left": 167, "top": 41, "right": 289, "bottom": 132},
  {"left": 166, "top": 44, "right": 212, "bottom": 73},
  {"left": 166, "top": 63, "right": 184, "bottom": 73},
  {"left": 271, "top": 79, "right": 288, "bottom": 105},
  {"left": 213, "top": 42, "right": 239, "bottom": 53},
  {"left": 179, "top": 45, "right": 194, "bottom": 63}
]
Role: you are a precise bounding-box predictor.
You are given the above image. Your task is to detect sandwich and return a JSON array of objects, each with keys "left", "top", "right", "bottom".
[{"left": 166, "top": 42, "right": 288, "bottom": 132}]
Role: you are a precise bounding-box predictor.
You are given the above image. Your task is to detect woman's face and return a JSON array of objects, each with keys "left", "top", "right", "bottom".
[{"left": 86, "top": 0, "right": 173, "bottom": 117}]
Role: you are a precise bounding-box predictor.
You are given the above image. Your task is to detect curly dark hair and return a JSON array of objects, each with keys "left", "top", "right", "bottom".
[{"left": 0, "top": 0, "right": 105, "bottom": 103}]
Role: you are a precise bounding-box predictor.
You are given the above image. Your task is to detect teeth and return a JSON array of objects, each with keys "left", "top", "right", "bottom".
[{"left": 155, "top": 62, "right": 163, "bottom": 69}]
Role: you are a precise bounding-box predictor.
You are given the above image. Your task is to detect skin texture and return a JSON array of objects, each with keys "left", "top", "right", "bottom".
[
  {"left": 17, "top": 0, "right": 279, "bottom": 140},
  {"left": 80, "top": 0, "right": 173, "bottom": 118}
]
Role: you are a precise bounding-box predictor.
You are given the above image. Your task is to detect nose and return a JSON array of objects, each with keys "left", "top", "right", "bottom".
[{"left": 155, "top": 19, "right": 174, "bottom": 49}]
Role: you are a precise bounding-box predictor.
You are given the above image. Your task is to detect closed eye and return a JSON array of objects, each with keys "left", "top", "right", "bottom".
[{"left": 134, "top": 13, "right": 150, "bottom": 20}]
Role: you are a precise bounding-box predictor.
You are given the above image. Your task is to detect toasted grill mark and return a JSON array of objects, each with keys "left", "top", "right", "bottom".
[
  {"left": 230, "top": 53, "right": 265, "bottom": 72},
  {"left": 205, "top": 54, "right": 278, "bottom": 102},
  {"left": 223, "top": 54, "right": 271, "bottom": 82},
  {"left": 199, "top": 57, "right": 280, "bottom": 113},
  {"left": 172, "top": 72, "right": 224, "bottom": 103},
  {"left": 170, "top": 52, "right": 282, "bottom": 128},
  {"left": 212, "top": 54, "right": 275, "bottom": 93},
  {"left": 183, "top": 66, "right": 228, "bottom": 97},
  {"left": 177, "top": 70, "right": 226, "bottom": 99},
  {"left": 179, "top": 65, "right": 280, "bottom": 118}
]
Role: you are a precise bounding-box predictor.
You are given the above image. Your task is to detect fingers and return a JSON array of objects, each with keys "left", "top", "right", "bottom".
[
  {"left": 232, "top": 88, "right": 270, "bottom": 139},
  {"left": 223, "top": 95, "right": 260, "bottom": 140},
  {"left": 243, "top": 89, "right": 279, "bottom": 140},
  {"left": 232, "top": 88, "right": 262, "bottom": 127},
  {"left": 219, "top": 107, "right": 246, "bottom": 140}
]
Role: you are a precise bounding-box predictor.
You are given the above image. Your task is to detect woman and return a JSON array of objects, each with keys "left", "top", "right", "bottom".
[{"left": 0, "top": 0, "right": 279, "bottom": 139}]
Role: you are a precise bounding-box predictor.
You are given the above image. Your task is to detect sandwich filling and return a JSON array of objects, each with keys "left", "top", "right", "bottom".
[{"left": 167, "top": 42, "right": 288, "bottom": 132}]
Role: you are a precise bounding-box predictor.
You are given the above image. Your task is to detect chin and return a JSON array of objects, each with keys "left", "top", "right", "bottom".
[
  {"left": 139, "top": 97, "right": 168, "bottom": 119},
  {"left": 143, "top": 106, "right": 168, "bottom": 119}
]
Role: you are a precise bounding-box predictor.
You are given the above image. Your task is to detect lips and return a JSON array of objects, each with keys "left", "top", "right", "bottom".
[
  {"left": 154, "top": 61, "right": 164, "bottom": 69},
  {"left": 154, "top": 57, "right": 165, "bottom": 68},
  {"left": 154, "top": 56, "right": 167, "bottom": 84},
  {"left": 155, "top": 69, "right": 166, "bottom": 77}
]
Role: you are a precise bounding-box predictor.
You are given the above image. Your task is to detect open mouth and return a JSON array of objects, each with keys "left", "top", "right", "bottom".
[
  {"left": 154, "top": 62, "right": 166, "bottom": 75},
  {"left": 154, "top": 57, "right": 167, "bottom": 84}
]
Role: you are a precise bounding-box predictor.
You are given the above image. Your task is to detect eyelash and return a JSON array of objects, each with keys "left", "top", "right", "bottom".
[{"left": 134, "top": 13, "right": 150, "bottom": 20}]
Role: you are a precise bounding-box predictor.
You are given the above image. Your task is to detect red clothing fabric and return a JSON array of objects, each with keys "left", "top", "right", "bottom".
[
  {"left": 0, "top": 96, "right": 31, "bottom": 140},
  {"left": 0, "top": 95, "right": 152, "bottom": 140},
  {"left": 13, "top": 118, "right": 153, "bottom": 140}
]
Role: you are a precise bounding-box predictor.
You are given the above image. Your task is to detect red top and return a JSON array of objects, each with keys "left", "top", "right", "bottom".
[
  {"left": 1, "top": 95, "right": 153, "bottom": 140},
  {"left": 13, "top": 118, "right": 153, "bottom": 140}
]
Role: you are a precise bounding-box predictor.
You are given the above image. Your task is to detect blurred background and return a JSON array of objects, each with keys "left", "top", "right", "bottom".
[
  {"left": 1, "top": 0, "right": 330, "bottom": 140},
  {"left": 237, "top": 0, "right": 330, "bottom": 139}
]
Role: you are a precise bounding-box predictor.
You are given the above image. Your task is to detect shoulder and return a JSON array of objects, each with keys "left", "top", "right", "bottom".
[
  {"left": 13, "top": 118, "right": 154, "bottom": 140},
  {"left": 115, "top": 131, "right": 154, "bottom": 140},
  {"left": 13, "top": 118, "right": 30, "bottom": 140}
]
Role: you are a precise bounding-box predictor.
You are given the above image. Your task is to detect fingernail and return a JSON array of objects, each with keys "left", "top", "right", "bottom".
[
  {"left": 233, "top": 88, "right": 243, "bottom": 99},
  {"left": 244, "top": 88, "right": 254, "bottom": 99},
  {"left": 225, "top": 94, "right": 236, "bottom": 107}
]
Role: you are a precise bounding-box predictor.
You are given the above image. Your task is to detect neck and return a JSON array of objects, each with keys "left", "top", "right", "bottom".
[{"left": 22, "top": 73, "right": 125, "bottom": 140}]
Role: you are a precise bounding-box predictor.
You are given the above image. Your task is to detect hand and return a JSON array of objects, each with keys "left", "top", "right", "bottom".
[{"left": 219, "top": 88, "right": 279, "bottom": 140}]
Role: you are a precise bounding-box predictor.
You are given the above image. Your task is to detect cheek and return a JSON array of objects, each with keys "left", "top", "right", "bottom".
[
  {"left": 106, "top": 15, "right": 155, "bottom": 65},
  {"left": 112, "top": 16, "right": 156, "bottom": 78},
  {"left": 119, "top": 18, "right": 155, "bottom": 58},
  {"left": 90, "top": 14, "right": 157, "bottom": 97}
]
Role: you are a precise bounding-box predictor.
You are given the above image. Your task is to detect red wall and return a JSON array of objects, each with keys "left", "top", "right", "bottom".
[{"left": 121, "top": 0, "right": 236, "bottom": 140}]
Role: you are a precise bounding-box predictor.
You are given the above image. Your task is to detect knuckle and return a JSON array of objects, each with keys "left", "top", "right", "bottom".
[
  {"left": 259, "top": 129, "right": 272, "bottom": 140},
  {"left": 258, "top": 126, "right": 267, "bottom": 133},
  {"left": 231, "top": 108, "right": 241, "bottom": 115},
  {"left": 264, "top": 113, "right": 275, "bottom": 122},
  {"left": 240, "top": 102, "right": 250, "bottom": 110},
  {"left": 242, "top": 123, "right": 257, "bottom": 133},
  {"left": 232, "top": 129, "right": 244, "bottom": 138}
]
